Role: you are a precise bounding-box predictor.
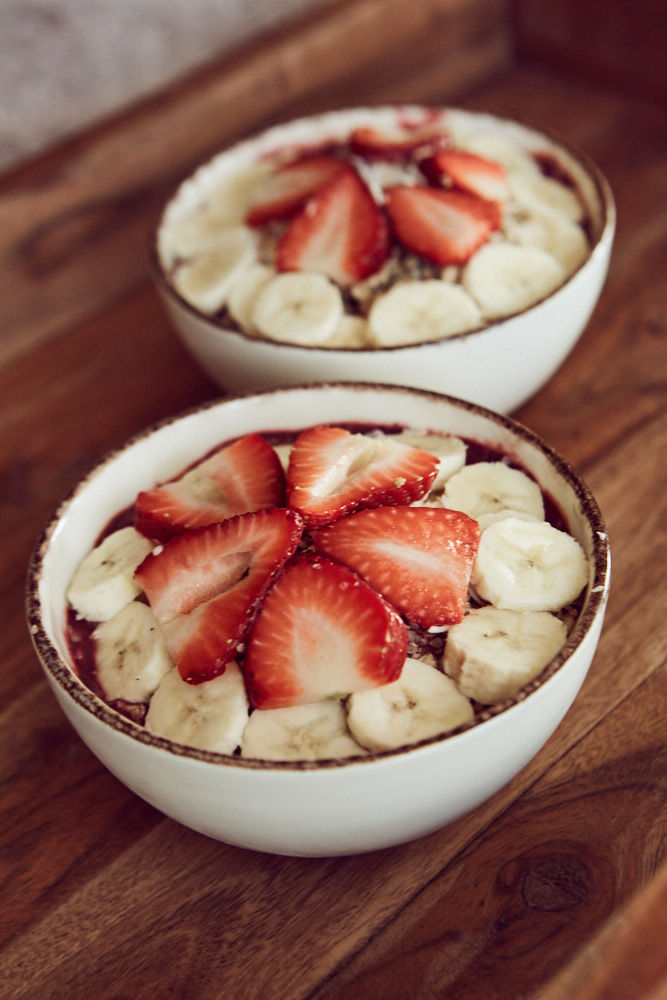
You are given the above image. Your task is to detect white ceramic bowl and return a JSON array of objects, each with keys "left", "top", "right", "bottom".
[
  {"left": 27, "top": 384, "right": 610, "bottom": 856},
  {"left": 152, "top": 106, "right": 615, "bottom": 413}
]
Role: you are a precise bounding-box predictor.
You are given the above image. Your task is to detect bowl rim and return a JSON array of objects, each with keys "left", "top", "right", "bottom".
[
  {"left": 26, "top": 382, "right": 611, "bottom": 772},
  {"left": 150, "top": 102, "right": 616, "bottom": 355}
]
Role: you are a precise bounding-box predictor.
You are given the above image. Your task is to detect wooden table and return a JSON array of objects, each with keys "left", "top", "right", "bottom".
[{"left": 2, "top": 4, "right": 667, "bottom": 997}]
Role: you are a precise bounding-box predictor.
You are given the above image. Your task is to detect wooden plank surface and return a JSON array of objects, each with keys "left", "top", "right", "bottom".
[
  {"left": 514, "top": 0, "right": 667, "bottom": 106},
  {"left": 536, "top": 859, "right": 667, "bottom": 1000},
  {"left": 2, "top": 49, "right": 667, "bottom": 1000}
]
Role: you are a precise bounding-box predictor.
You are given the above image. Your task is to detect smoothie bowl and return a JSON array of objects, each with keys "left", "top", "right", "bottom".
[
  {"left": 26, "top": 384, "right": 610, "bottom": 856},
  {"left": 153, "top": 105, "right": 615, "bottom": 413}
]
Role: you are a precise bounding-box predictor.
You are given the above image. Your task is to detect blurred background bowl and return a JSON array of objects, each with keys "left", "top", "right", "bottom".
[{"left": 152, "top": 106, "right": 615, "bottom": 413}]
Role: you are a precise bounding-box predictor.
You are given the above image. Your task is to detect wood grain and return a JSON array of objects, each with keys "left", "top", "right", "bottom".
[
  {"left": 513, "top": 0, "right": 667, "bottom": 106},
  {"left": 0, "top": 0, "right": 511, "bottom": 369},
  {"left": 1, "top": 14, "right": 667, "bottom": 1000},
  {"left": 535, "top": 859, "right": 667, "bottom": 1000},
  {"left": 309, "top": 667, "right": 667, "bottom": 1000}
]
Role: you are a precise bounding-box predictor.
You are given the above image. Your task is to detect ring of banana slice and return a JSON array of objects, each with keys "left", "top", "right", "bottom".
[{"left": 66, "top": 425, "right": 589, "bottom": 762}]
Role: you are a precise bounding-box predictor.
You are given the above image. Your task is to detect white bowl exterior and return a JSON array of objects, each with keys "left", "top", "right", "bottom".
[
  {"left": 160, "top": 238, "right": 611, "bottom": 414},
  {"left": 30, "top": 385, "right": 610, "bottom": 855},
  {"left": 156, "top": 106, "right": 615, "bottom": 413},
  {"left": 45, "top": 623, "right": 599, "bottom": 857}
]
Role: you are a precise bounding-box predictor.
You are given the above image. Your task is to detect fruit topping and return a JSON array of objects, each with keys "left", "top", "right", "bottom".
[
  {"left": 67, "top": 526, "right": 154, "bottom": 622},
  {"left": 349, "top": 123, "right": 450, "bottom": 161},
  {"left": 145, "top": 661, "right": 250, "bottom": 754},
  {"left": 250, "top": 272, "right": 344, "bottom": 345},
  {"left": 159, "top": 111, "right": 593, "bottom": 349},
  {"left": 93, "top": 601, "right": 174, "bottom": 703},
  {"left": 244, "top": 153, "right": 347, "bottom": 226},
  {"left": 276, "top": 165, "right": 391, "bottom": 286},
  {"left": 346, "top": 656, "right": 474, "bottom": 752},
  {"left": 443, "top": 606, "right": 568, "bottom": 705},
  {"left": 135, "top": 507, "right": 304, "bottom": 684},
  {"left": 240, "top": 699, "right": 365, "bottom": 760},
  {"left": 443, "top": 461, "right": 545, "bottom": 521},
  {"left": 243, "top": 552, "right": 407, "bottom": 709},
  {"left": 313, "top": 505, "right": 480, "bottom": 628},
  {"left": 170, "top": 226, "right": 258, "bottom": 314},
  {"left": 471, "top": 517, "right": 589, "bottom": 612},
  {"left": 461, "top": 242, "right": 565, "bottom": 320},
  {"left": 135, "top": 433, "right": 286, "bottom": 543},
  {"left": 421, "top": 149, "right": 509, "bottom": 206},
  {"left": 66, "top": 424, "right": 592, "bottom": 760},
  {"left": 366, "top": 278, "right": 482, "bottom": 346},
  {"left": 384, "top": 185, "right": 499, "bottom": 266},
  {"left": 286, "top": 425, "right": 439, "bottom": 527}
]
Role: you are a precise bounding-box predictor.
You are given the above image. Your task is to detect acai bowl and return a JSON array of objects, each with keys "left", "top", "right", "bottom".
[
  {"left": 27, "top": 384, "right": 610, "bottom": 856},
  {"left": 153, "top": 105, "right": 615, "bottom": 413}
]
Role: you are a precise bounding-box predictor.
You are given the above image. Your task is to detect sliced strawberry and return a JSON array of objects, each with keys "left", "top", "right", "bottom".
[
  {"left": 135, "top": 433, "right": 286, "bottom": 543},
  {"left": 385, "top": 185, "right": 499, "bottom": 266},
  {"left": 135, "top": 508, "right": 304, "bottom": 684},
  {"left": 421, "top": 149, "right": 508, "bottom": 210},
  {"left": 243, "top": 552, "right": 407, "bottom": 709},
  {"left": 244, "top": 153, "right": 347, "bottom": 226},
  {"left": 313, "top": 505, "right": 480, "bottom": 629},
  {"left": 276, "top": 165, "right": 391, "bottom": 286},
  {"left": 349, "top": 124, "right": 450, "bottom": 161},
  {"left": 286, "top": 426, "right": 439, "bottom": 528}
]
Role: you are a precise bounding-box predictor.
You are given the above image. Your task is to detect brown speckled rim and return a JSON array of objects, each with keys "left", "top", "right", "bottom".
[
  {"left": 150, "top": 104, "right": 616, "bottom": 354},
  {"left": 26, "top": 383, "right": 611, "bottom": 772}
]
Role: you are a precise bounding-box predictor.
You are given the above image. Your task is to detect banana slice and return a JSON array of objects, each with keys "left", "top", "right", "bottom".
[
  {"left": 477, "top": 508, "right": 542, "bottom": 532},
  {"left": 324, "top": 314, "right": 372, "bottom": 349},
  {"left": 172, "top": 226, "right": 258, "bottom": 314},
  {"left": 145, "top": 661, "right": 249, "bottom": 754},
  {"left": 346, "top": 657, "right": 474, "bottom": 752},
  {"left": 455, "top": 133, "right": 542, "bottom": 178},
  {"left": 472, "top": 516, "right": 589, "bottom": 612},
  {"left": 93, "top": 600, "right": 174, "bottom": 703},
  {"left": 251, "top": 272, "right": 344, "bottom": 345},
  {"left": 509, "top": 169, "right": 584, "bottom": 223},
  {"left": 444, "top": 462, "right": 545, "bottom": 522},
  {"left": 367, "top": 280, "right": 482, "bottom": 347},
  {"left": 162, "top": 207, "right": 239, "bottom": 261},
  {"left": 462, "top": 242, "right": 566, "bottom": 320},
  {"left": 227, "top": 262, "right": 276, "bottom": 332},
  {"left": 387, "top": 431, "right": 467, "bottom": 490},
  {"left": 206, "top": 161, "right": 274, "bottom": 219},
  {"left": 67, "top": 527, "right": 154, "bottom": 622},
  {"left": 503, "top": 205, "right": 589, "bottom": 274},
  {"left": 443, "top": 605, "right": 567, "bottom": 704},
  {"left": 158, "top": 163, "right": 270, "bottom": 262},
  {"left": 240, "top": 700, "right": 365, "bottom": 761}
]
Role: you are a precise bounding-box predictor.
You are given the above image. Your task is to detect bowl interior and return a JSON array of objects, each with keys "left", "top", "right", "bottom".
[
  {"left": 29, "top": 384, "right": 610, "bottom": 765},
  {"left": 158, "top": 105, "right": 612, "bottom": 263}
]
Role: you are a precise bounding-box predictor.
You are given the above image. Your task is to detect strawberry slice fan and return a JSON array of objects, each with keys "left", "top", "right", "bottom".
[
  {"left": 134, "top": 425, "right": 481, "bottom": 705},
  {"left": 246, "top": 138, "right": 506, "bottom": 282}
]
